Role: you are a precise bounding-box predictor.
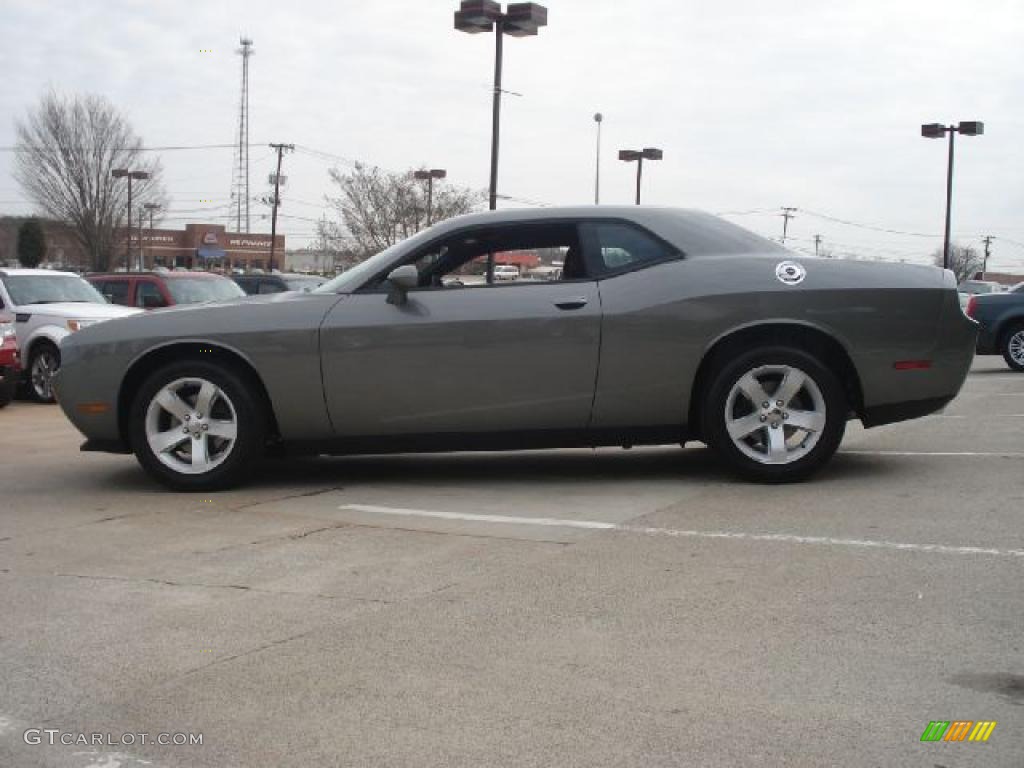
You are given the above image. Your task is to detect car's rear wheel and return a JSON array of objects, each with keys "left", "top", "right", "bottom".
[
  {"left": 129, "top": 360, "right": 265, "bottom": 491},
  {"left": 27, "top": 341, "right": 60, "bottom": 403},
  {"left": 1001, "top": 323, "right": 1024, "bottom": 372},
  {"left": 701, "top": 346, "right": 847, "bottom": 483}
]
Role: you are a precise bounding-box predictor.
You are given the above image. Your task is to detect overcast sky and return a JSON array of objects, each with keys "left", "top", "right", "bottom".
[{"left": 2, "top": 0, "right": 1023, "bottom": 270}]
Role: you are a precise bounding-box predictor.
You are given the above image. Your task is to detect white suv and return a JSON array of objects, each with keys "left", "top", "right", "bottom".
[
  {"left": 493, "top": 264, "right": 520, "bottom": 281},
  {"left": 0, "top": 269, "right": 141, "bottom": 402}
]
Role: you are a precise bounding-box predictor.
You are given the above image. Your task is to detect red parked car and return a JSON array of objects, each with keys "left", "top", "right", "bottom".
[
  {"left": 86, "top": 270, "right": 246, "bottom": 309},
  {"left": 0, "top": 312, "right": 20, "bottom": 408}
]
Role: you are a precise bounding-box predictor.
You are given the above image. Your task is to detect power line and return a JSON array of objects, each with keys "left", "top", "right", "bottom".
[{"left": 799, "top": 208, "right": 942, "bottom": 238}]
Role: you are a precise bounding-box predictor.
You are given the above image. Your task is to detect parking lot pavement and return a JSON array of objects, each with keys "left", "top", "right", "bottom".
[{"left": 1, "top": 355, "right": 1022, "bottom": 767}]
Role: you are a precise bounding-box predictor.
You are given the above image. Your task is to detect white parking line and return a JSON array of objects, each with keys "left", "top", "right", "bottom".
[
  {"left": 840, "top": 450, "right": 1024, "bottom": 458},
  {"left": 339, "top": 504, "right": 1024, "bottom": 559}
]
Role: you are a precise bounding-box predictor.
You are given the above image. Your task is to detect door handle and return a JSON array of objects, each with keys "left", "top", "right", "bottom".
[{"left": 554, "top": 297, "right": 588, "bottom": 310}]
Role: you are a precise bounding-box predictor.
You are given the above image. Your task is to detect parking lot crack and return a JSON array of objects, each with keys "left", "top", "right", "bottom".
[
  {"left": 198, "top": 521, "right": 354, "bottom": 553},
  {"left": 48, "top": 571, "right": 389, "bottom": 604}
]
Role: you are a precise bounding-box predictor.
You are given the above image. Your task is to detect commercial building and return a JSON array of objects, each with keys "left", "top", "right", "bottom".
[{"left": 118, "top": 223, "right": 286, "bottom": 271}]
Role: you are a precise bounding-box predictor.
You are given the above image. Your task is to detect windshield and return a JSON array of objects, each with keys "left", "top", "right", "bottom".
[
  {"left": 1012, "top": 282, "right": 1024, "bottom": 293},
  {"left": 284, "top": 276, "right": 326, "bottom": 292},
  {"left": 959, "top": 281, "right": 999, "bottom": 294},
  {"left": 165, "top": 278, "right": 246, "bottom": 305},
  {"left": 1, "top": 274, "right": 107, "bottom": 306}
]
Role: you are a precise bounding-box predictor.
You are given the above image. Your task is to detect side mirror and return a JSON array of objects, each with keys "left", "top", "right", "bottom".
[{"left": 385, "top": 265, "right": 419, "bottom": 306}]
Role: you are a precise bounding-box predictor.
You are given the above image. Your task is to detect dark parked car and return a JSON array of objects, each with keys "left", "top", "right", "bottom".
[
  {"left": 88, "top": 271, "right": 246, "bottom": 309},
  {"left": 232, "top": 273, "right": 326, "bottom": 295},
  {"left": 966, "top": 282, "right": 1024, "bottom": 371},
  {"left": 54, "top": 207, "right": 977, "bottom": 491}
]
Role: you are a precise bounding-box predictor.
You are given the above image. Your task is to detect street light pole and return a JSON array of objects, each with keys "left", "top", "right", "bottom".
[
  {"left": 943, "top": 128, "right": 955, "bottom": 272},
  {"left": 594, "top": 112, "right": 603, "bottom": 204},
  {"left": 618, "top": 147, "right": 663, "bottom": 205},
  {"left": 921, "top": 121, "right": 984, "bottom": 270},
  {"left": 414, "top": 169, "right": 448, "bottom": 225},
  {"left": 455, "top": 1, "right": 548, "bottom": 211},
  {"left": 112, "top": 168, "right": 150, "bottom": 271},
  {"left": 489, "top": 20, "right": 504, "bottom": 211}
]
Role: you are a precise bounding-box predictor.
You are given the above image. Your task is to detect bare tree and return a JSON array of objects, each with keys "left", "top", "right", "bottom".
[
  {"left": 931, "top": 243, "right": 983, "bottom": 284},
  {"left": 14, "top": 91, "right": 166, "bottom": 271},
  {"left": 325, "top": 163, "right": 483, "bottom": 260}
]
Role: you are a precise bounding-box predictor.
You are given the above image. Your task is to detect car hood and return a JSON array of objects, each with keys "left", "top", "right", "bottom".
[
  {"left": 18, "top": 302, "right": 142, "bottom": 319},
  {"left": 63, "top": 289, "right": 343, "bottom": 350}
]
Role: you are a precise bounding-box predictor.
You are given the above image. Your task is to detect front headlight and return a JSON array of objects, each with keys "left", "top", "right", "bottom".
[{"left": 67, "top": 319, "right": 100, "bottom": 333}]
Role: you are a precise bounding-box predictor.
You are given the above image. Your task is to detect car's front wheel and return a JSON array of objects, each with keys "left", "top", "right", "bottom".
[
  {"left": 129, "top": 360, "right": 266, "bottom": 491},
  {"left": 27, "top": 341, "right": 60, "bottom": 403},
  {"left": 1001, "top": 322, "right": 1024, "bottom": 372},
  {"left": 701, "top": 346, "right": 847, "bottom": 483}
]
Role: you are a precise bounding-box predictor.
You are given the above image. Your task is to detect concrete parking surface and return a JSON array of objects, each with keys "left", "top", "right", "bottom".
[{"left": 1, "top": 356, "right": 1022, "bottom": 767}]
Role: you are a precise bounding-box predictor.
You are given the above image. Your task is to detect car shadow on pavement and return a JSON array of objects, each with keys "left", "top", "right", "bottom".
[{"left": 97, "top": 443, "right": 897, "bottom": 495}]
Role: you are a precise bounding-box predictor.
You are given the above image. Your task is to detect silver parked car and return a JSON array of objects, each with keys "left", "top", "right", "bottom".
[{"left": 53, "top": 207, "right": 977, "bottom": 491}]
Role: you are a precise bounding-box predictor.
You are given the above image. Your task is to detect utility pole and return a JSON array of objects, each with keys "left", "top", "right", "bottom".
[
  {"left": 144, "top": 203, "right": 160, "bottom": 269},
  {"left": 813, "top": 234, "right": 822, "bottom": 257},
  {"left": 981, "top": 235, "right": 993, "bottom": 278},
  {"left": 268, "top": 142, "right": 293, "bottom": 272},
  {"left": 593, "top": 112, "right": 603, "bottom": 204},
  {"left": 780, "top": 207, "right": 797, "bottom": 244},
  {"left": 137, "top": 204, "right": 145, "bottom": 271}
]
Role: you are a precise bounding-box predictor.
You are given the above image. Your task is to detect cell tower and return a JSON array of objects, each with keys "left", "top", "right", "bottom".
[{"left": 229, "top": 37, "right": 254, "bottom": 233}]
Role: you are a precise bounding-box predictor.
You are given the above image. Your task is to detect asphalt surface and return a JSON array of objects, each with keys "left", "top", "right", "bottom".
[{"left": 1, "top": 355, "right": 1022, "bottom": 767}]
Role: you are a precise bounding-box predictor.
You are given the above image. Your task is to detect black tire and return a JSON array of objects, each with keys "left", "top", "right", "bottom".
[
  {"left": 129, "top": 359, "right": 266, "bottom": 491},
  {"left": 26, "top": 341, "right": 60, "bottom": 403},
  {"left": 1001, "top": 322, "right": 1024, "bottom": 372},
  {"left": 700, "top": 346, "right": 847, "bottom": 483},
  {"left": 0, "top": 373, "right": 15, "bottom": 408}
]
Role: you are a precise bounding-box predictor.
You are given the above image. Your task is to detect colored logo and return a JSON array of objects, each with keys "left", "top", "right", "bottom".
[
  {"left": 203, "top": 232, "right": 218, "bottom": 245},
  {"left": 920, "top": 720, "right": 997, "bottom": 742},
  {"left": 775, "top": 261, "right": 806, "bottom": 285}
]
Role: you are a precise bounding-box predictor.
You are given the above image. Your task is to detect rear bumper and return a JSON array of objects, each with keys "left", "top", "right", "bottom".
[{"left": 861, "top": 395, "right": 953, "bottom": 428}]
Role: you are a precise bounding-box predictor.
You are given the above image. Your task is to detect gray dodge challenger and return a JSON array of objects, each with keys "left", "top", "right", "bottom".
[{"left": 53, "top": 207, "right": 978, "bottom": 491}]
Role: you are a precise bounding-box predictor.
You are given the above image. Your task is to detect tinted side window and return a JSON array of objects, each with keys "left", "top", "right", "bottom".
[
  {"left": 258, "top": 280, "right": 285, "bottom": 294},
  {"left": 234, "top": 277, "right": 257, "bottom": 295},
  {"left": 586, "top": 222, "right": 680, "bottom": 275},
  {"left": 387, "top": 222, "right": 584, "bottom": 291},
  {"left": 136, "top": 281, "right": 167, "bottom": 308},
  {"left": 99, "top": 280, "right": 131, "bottom": 305}
]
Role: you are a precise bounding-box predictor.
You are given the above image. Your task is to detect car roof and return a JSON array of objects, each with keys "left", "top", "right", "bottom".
[
  {"left": 433, "top": 205, "right": 708, "bottom": 229},
  {"left": 0, "top": 268, "right": 79, "bottom": 277},
  {"left": 87, "top": 271, "right": 226, "bottom": 280}
]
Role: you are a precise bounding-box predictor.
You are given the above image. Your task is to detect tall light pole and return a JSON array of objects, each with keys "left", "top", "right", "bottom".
[
  {"left": 593, "top": 113, "right": 603, "bottom": 204},
  {"left": 144, "top": 203, "right": 160, "bottom": 269},
  {"left": 454, "top": 1, "right": 548, "bottom": 211},
  {"left": 921, "top": 121, "right": 984, "bottom": 270},
  {"left": 618, "top": 147, "right": 663, "bottom": 205},
  {"left": 112, "top": 169, "right": 150, "bottom": 271},
  {"left": 414, "top": 169, "right": 447, "bottom": 225}
]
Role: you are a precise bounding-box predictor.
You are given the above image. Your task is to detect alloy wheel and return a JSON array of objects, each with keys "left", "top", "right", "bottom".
[
  {"left": 724, "top": 364, "right": 826, "bottom": 465},
  {"left": 31, "top": 348, "right": 58, "bottom": 401},
  {"left": 144, "top": 377, "right": 238, "bottom": 475},
  {"left": 1009, "top": 330, "right": 1024, "bottom": 367}
]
